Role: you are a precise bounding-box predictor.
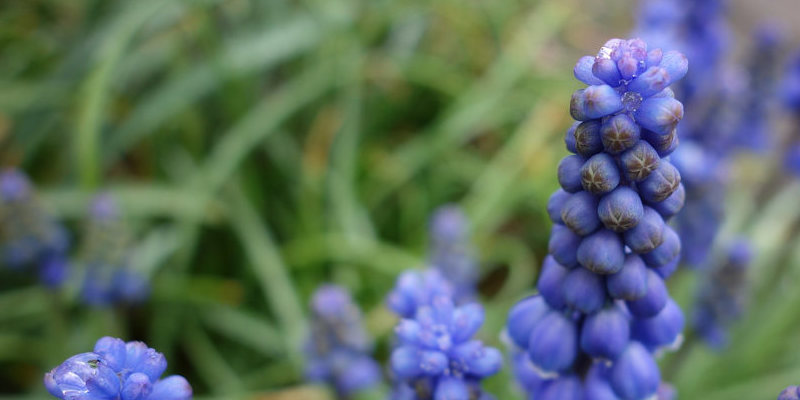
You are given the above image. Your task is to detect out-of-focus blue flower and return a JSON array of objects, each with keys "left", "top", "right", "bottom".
[
  {"left": 80, "top": 194, "right": 149, "bottom": 306},
  {"left": 729, "top": 26, "right": 782, "bottom": 152},
  {"left": 305, "top": 285, "right": 380, "bottom": 396},
  {"left": 692, "top": 239, "right": 753, "bottom": 349},
  {"left": 786, "top": 143, "right": 800, "bottom": 176},
  {"left": 780, "top": 50, "right": 800, "bottom": 113},
  {"left": 507, "top": 37, "right": 688, "bottom": 400},
  {"left": 428, "top": 205, "right": 478, "bottom": 302},
  {"left": 779, "top": 385, "right": 800, "bottom": 400},
  {"left": 391, "top": 295, "right": 501, "bottom": 399},
  {"left": 0, "top": 169, "right": 70, "bottom": 287},
  {"left": 781, "top": 49, "right": 800, "bottom": 177},
  {"left": 44, "top": 336, "right": 192, "bottom": 400}
]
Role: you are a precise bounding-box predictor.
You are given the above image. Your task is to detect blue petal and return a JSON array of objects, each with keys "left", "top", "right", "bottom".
[
  {"left": 434, "top": 377, "right": 469, "bottom": 400},
  {"left": 528, "top": 312, "right": 577, "bottom": 373},
  {"left": 121, "top": 373, "right": 152, "bottom": 400},
  {"left": 506, "top": 295, "right": 550, "bottom": 349},
  {"left": 610, "top": 343, "right": 660, "bottom": 400},
  {"left": 538, "top": 256, "right": 570, "bottom": 310},
  {"left": 659, "top": 50, "right": 688, "bottom": 84},
  {"left": 574, "top": 56, "right": 604, "bottom": 85},
  {"left": 148, "top": 376, "right": 192, "bottom": 400},
  {"left": 635, "top": 97, "right": 683, "bottom": 135},
  {"left": 563, "top": 268, "right": 606, "bottom": 314}
]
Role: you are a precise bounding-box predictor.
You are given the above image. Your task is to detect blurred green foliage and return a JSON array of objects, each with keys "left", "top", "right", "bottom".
[{"left": 1, "top": 0, "right": 800, "bottom": 399}]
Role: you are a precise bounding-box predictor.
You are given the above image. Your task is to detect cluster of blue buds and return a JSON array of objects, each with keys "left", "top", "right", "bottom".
[
  {"left": 428, "top": 206, "right": 478, "bottom": 302},
  {"left": 81, "top": 194, "right": 149, "bottom": 306},
  {"left": 44, "top": 336, "right": 191, "bottom": 400},
  {"left": 691, "top": 239, "right": 752, "bottom": 349},
  {"left": 390, "top": 295, "right": 501, "bottom": 400},
  {"left": 304, "top": 285, "right": 381, "bottom": 396},
  {"left": 0, "top": 169, "right": 69, "bottom": 287},
  {"left": 507, "top": 38, "right": 688, "bottom": 400},
  {"left": 780, "top": 385, "right": 800, "bottom": 400},
  {"left": 387, "top": 268, "right": 501, "bottom": 399}
]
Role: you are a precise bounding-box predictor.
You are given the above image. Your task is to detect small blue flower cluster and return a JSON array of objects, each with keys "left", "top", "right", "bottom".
[
  {"left": 44, "top": 336, "right": 192, "bottom": 400},
  {"left": 428, "top": 206, "right": 478, "bottom": 302},
  {"left": 692, "top": 239, "right": 753, "bottom": 349},
  {"left": 507, "top": 38, "right": 687, "bottom": 400},
  {"left": 780, "top": 385, "right": 800, "bottom": 400},
  {"left": 81, "top": 194, "right": 149, "bottom": 306},
  {"left": 387, "top": 268, "right": 501, "bottom": 399},
  {"left": 0, "top": 169, "right": 70, "bottom": 287},
  {"left": 304, "top": 285, "right": 381, "bottom": 396}
]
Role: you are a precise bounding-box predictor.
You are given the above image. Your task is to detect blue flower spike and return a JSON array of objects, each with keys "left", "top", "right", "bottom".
[
  {"left": 506, "top": 37, "right": 688, "bottom": 400},
  {"left": 305, "top": 285, "right": 380, "bottom": 396}
]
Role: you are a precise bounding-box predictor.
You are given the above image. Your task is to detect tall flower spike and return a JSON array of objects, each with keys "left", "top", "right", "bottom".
[
  {"left": 390, "top": 295, "right": 501, "bottom": 399},
  {"left": 0, "top": 169, "right": 70, "bottom": 287},
  {"left": 507, "top": 38, "right": 687, "bottom": 400},
  {"left": 80, "top": 194, "right": 150, "bottom": 306},
  {"left": 305, "top": 285, "right": 381, "bottom": 396},
  {"left": 44, "top": 336, "right": 192, "bottom": 400},
  {"left": 428, "top": 205, "right": 478, "bottom": 302}
]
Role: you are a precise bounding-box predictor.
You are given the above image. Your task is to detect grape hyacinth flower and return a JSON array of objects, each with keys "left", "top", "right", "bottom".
[
  {"left": 390, "top": 294, "right": 501, "bottom": 399},
  {"left": 428, "top": 205, "right": 478, "bottom": 302},
  {"left": 0, "top": 169, "right": 70, "bottom": 287},
  {"left": 692, "top": 239, "right": 753, "bottom": 349},
  {"left": 44, "top": 336, "right": 192, "bottom": 400},
  {"left": 81, "top": 194, "right": 149, "bottom": 306},
  {"left": 305, "top": 285, "right": 381, "bottom": 397},
  {"left": 508, "top": 38, "right": 687, "bottom": 400}
]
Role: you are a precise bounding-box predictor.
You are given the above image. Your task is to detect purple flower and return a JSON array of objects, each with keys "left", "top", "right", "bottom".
[
  {"left": 44, "top": 337, "right": 191, "bottom": 400},
  {"left": 391, "top": 295, "right": 501, "bottom": 398},
  {"left": 507, "top": 37, "right": 688, "bottom": 400},
  {"left": 306, "top": 285, "right": 380, "bottom": 396},
  {"left": 0, "top": 169, "right": 70, "bottom": 287},
  {"left": 80, "top": 194, "right": 149, "bottom": 306}
]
